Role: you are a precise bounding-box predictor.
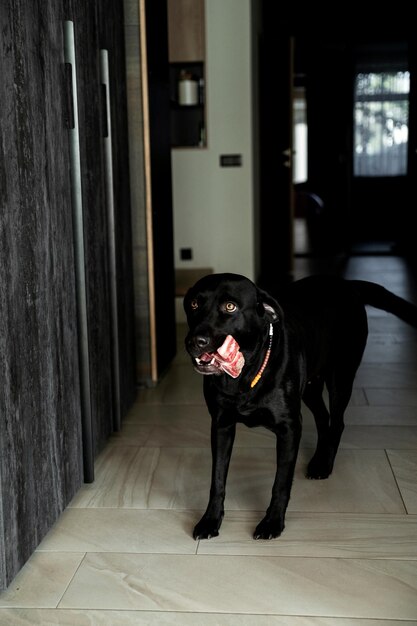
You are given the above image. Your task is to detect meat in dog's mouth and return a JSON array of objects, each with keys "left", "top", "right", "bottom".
[
  {"left": 192, "top": 336, "right": 245, "bottom": 378},
  {"left": 195, "top": 352, "right": 217, "bottom": 365},
  {"left": 193, "top": 352, "right": 223, "bottom": 375}
]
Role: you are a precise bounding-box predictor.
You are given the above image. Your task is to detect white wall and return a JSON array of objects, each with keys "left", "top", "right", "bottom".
[{"left": 172, "top": 0, "right": 255, "bottom": 280}]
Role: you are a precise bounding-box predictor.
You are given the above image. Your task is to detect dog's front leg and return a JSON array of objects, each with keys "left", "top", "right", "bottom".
[
  {"left": 193, "top": 420, "right": 236, "bottom": 540},
  {"left": 254, "top": 421, "right": 301, "bottom": 540}
]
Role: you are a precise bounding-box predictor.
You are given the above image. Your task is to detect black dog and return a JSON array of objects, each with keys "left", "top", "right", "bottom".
[{"left": 183, "top": 273, "right": 417, "bottom": 540}]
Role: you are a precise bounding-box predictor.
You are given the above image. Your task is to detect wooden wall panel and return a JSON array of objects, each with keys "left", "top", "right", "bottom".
[
  {"left": 167, "top": 0, "right": 205, "bottom": 62},
  {"left": 124, "top": 0, "right": 154, "bottom": 384},
  {"left": 144, "top": 0, "right": 177, "bottom": 378},
  {"left": 0, "top": 0, "right": 83, "bottom": 589}
]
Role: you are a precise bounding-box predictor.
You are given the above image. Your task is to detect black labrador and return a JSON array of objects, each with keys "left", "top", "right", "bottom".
[{"left": 183, "top": 273, "right": 417, "bottom": 540}]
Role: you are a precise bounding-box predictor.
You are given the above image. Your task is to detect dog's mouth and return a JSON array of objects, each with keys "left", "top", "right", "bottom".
[
  {"left": 193, "top": 352, "right": 224, "bottom": 375},
  {"left": 191, "top": 335, "right": 245, "bottom": 378}
]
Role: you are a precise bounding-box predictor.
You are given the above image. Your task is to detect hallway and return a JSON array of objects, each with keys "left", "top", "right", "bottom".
[{"left": 1, "top": 255, "right": 417, "bottom": 623}]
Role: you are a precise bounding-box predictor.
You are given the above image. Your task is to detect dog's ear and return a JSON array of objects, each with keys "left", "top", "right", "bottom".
[{"left": 256, "top": 288, "right": 281, "bottom": 323}]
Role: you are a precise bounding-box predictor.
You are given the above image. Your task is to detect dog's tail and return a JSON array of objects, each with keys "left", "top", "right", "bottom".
[{"left": 351, "top": 280, "right": 417, "bottom": 327}]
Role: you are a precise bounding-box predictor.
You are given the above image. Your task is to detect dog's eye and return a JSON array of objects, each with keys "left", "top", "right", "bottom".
[
  {"left": 190, "top": 299, "right": 198, "bottom": 310},
  {"left": 223, "top": 302, "right": 237, "bottom": 313}
]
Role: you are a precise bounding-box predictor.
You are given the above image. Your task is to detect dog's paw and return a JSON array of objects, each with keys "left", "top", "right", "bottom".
[
  {"left": 253, "top": 517, "right": 284, "bottom": 540},
  {"left": 193, "top": 515, "right": 222, "bottom": 540},
  {"left": 306, "top": 456, "right": 333, "bottom": 480}
]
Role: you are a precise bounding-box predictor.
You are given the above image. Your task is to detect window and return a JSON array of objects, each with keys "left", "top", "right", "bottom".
[{"left": 354, "top": 71, "right": 410, "bottom": 177}]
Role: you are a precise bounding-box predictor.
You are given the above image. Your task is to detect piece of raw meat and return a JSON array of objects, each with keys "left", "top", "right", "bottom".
[{"left": 214, "top": 335, "right": 245, "bottom": 378}]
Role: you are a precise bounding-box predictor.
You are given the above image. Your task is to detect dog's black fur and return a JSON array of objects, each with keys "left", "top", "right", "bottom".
[{"left": 183, "top": 273, "right": 417, "bottom": 540}]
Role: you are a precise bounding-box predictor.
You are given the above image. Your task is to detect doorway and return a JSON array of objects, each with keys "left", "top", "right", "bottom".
[{"left": 257, "top": 7, "right": 416, "bottom": 279}]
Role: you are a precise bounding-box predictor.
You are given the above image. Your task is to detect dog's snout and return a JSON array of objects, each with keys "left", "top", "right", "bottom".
[
  {"left": 195, "top": 335, "right": 210, "bottom": 349},
  {"left": 186, "top": 333, "right": 211, "bottom": 355}
]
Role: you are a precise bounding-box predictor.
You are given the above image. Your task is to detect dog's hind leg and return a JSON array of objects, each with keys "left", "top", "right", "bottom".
[
  {"left": 305, "top": 306, "right": 367, "bottom": 479},
  {"left": 306, "top": 366, "right": 361, "bottom": 479},
  {"left": 303, "top": 377, "right": 336, "bottom": 479}
]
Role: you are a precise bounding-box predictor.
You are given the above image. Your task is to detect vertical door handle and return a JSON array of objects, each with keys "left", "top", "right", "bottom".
[
  {"left": 100, "top": 49, "right": 121, "bottom": 431},
  {"left": 64, "top": 62, "right": 75, "bottom": 129},
  {"left": 64, "top": 20, "right": 94, "bottom": 483}
]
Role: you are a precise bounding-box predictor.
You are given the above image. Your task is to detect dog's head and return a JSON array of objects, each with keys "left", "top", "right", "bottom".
[{"left": 183, "top": 273, "right": 281, "bottom": 376}]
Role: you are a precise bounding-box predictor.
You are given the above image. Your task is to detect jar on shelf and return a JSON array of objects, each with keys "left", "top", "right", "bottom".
[{"left": 178, "top": 70, "right": 198, "bottom": 106}]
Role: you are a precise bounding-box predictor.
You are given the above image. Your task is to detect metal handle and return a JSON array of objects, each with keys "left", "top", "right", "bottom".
[
  {"left": 64, "top": 20, "right": 94, "bottom": 483},
  {"left": 64, "top": 62, "right": 75, "bottom": 129},
  {"left": 100, "top": 49, "right": 121, "bottom": 431}
]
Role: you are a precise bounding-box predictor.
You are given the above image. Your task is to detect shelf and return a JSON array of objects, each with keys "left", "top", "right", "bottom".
[
  {"left": 170, "top": 102, "right": 204, "bottom": 110},
  {"left": 169, "top": 62, "right": 206, "bottom": 148}
]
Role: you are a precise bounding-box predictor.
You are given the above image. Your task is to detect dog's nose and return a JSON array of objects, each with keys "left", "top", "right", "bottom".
[
  {"left": 195, "top": 335, "right": 210, "bottom": 349},
  {"left": 185, "top": 333, "right": 212, "bottom": 356}
]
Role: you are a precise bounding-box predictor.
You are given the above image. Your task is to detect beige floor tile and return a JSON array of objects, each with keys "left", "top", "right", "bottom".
[
  {"left": 301, "top": 425, "right": 417, "bottom": 449},
  {"left": 344, "top": 404, "right": 417, "bottom": 425},
  {"left": 136, "top": 367, "right": 371, "bottom": 409},
  {"left": 109, "top": 418, "right": 278, "bottom": 448},
  {"left": 124, "top": 403, "right": 210, "bottom": 424},
  {"left": 365, "top": 388, "right": 417, "bottom": 407},
  {"left": 346, "top": 388, "right": 368, "bottom": 405},
  {"left": 58, "top": 552, "right": 417, "bottom": 619},
  {"left": 108, "top": 419, "right": 211, "bottom": 448},
  {"left": 362, "top": 335, "right": 417, "bottom": 364},
  {"left": 1, "top": 609, "right": 412, "bottom": 626},
  {"left": 37, "top": 510, "right": 196, "bottom": 554},
  {"left": 225, "top": 448, "right": 405, "bottom": 514},
  {"left": 71, "top": 446, "right": 405, "bottom": 514},
  {"left": 197, "top": 511, "right": 417, "bottom": 559},
  {"left": 115, "top": 401, "right": 417, "bottom": 452},
  {"left": 354, "top": 363, "right": 417, "bottom": 388},
  {"left": 290, "top": 449, "right": 405, "bottom": 514},
  {"left": 388, "top": 450, "right": 417, "bottom": 514},
  {"left": 364, "top": 314, "right": 417, "bottom": 335},
  {"left": 110, "top": 406, "right": 417, "bottom": 449},
  {"left": 70, "top": 446, "right": 211, "bottom": 510},
  {"left": 69, "top": 446, "right": 168, "bottom": 509},
  {"left": 0, "top": 553, "right": 84, "bottom": 608},
  {"left": 136, "top": 365, "right": 204, "bottom": 406}
]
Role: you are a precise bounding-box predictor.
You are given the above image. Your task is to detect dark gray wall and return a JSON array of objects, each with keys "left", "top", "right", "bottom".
[
  {"left": 0, "top": 0, "right": 84, "bottom": 589},
  {"left": 0, "top": 0, "right": 136, "bottom": 589}
]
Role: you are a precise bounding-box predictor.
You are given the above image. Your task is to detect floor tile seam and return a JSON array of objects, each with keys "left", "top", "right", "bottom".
[
  {"left": 62, "top": 507, "right": 414, "bottom": 521},
  {"left": 384, "top": 450, "right": 411, "bottom": 515},
  {"left": 55, "top": 553, "right": 87, "bottom": 609},
  {"left": 0, "top": 608, "right": 405, "bottom": 620},
  {"left": 193, "top": 551, "right": 417, "bottom": 562},
  {"left": 130, "top": 403, "right": 207, "bottom": 407},
  {"left": 129, "top": 407, "right": 207, "bottom": 412},
  {"left": 344, "top": 422, "right": 417, "bottom": 427},
  {"left": 49, "top": 551, "right": 417, "bottom": 566},
  {"left": 121, "top": 423, "right": 417, "bottom": 429},
  {"left": 56, "top": 507, "right": 416, "bottom": 515},
  {"left": 360, "top": 362, "right": 417, "bottom": 366},
  {"left": 32, "top": 548, "right": 417, "bottom": 561},
  {"left": 101, "top": 439, "right": 417, "bottom": 446},
  {"left": 92, "top": 442, "right": 417, "bottom": 449},
  {"left": 357, "top": 386, "right": 417, "bottom": 391},
  {"left": 40, "top": 541, "right": 417, "bottom": 562}
]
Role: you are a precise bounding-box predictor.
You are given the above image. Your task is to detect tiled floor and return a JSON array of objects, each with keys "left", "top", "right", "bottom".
[{"left": 1, "top": 255, "right": 417, "bottom": 624}]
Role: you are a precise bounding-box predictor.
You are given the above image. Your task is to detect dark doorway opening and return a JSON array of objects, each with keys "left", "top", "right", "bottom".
[{"left": 257, "top": 7, "right": 417, "bottom": 286}]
